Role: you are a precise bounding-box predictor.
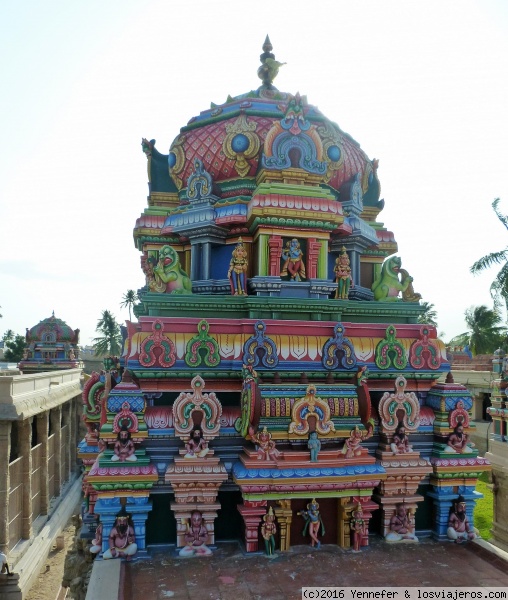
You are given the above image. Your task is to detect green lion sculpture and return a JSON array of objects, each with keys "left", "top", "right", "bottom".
[
  {"left": 153, "top": 245, "right": 192, "bottom": 294},
  {"left": 372, "top": 256, "right": 414, "bottom": 302}
]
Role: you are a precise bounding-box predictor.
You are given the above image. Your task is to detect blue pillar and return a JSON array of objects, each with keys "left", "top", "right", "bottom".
[
  {"left": 428, "top": 486, "right": 483, "bottom": 540},
  {"left": 95, "top": 496, "right": 152, "bottom": 554}
]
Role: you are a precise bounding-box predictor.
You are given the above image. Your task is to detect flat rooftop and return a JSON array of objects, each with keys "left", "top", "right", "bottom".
[{"left": 122, "top": 539, "right": 508, "bottom": 599}]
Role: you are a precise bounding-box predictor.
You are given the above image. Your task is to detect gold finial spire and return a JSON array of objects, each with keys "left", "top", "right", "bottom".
[{"left": 257, "top": 35, "right": 285, "bottom": 89}]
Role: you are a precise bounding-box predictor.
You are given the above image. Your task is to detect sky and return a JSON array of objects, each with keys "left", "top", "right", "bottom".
[{"left": 0, "top": 0, "right": 507, "bottom": 346}]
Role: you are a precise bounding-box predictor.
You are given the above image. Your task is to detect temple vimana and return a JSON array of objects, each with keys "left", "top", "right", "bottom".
[{"left": 77, "top": 38, "right": 493, "bottom": 559}]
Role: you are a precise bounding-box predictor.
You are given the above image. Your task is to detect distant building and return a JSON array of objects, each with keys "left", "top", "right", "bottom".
[{"left": 18, "top": 313, "right": 83, "bottom": 373}]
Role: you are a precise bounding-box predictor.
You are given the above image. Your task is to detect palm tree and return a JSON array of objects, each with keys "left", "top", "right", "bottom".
[
  {"left": 470, "top": 199, "right": 508, "bottom": 312},
  {"left": 417, "top": 302, "right": 438, "bottom": 328},
  {"left": 2, "top": 329, "right": 15, "bottom": 342},
  {"left": 120, "top": 290, "right": 138, "bottom": 321},
  {"left": 93, "top": 310, "right": 123, "bottom": 357},
  {"left": 450, "top": 305, "right": 506, "bottom": 356}
]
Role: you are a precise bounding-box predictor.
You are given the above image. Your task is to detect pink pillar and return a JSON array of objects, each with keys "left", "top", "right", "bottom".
[
  {"left": 237, "top": 501, "right": 267, "bottom": 552},
  {"left": 268, "top": 237, "right": 283, "bottom": 276}
]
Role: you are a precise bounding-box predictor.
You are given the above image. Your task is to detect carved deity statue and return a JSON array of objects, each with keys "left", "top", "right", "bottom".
[
  {"left": 184, "top": 427, "right": 209, "bottom": 458},
  {"left": 90, "top": 523, "right": 103, "bottom": 554},
  {"left": 248, "top": 426, "right": 281, "bottom": 461},
  {"left": 308, "top": 431, "right": 321, "bottom": 462},
  {"left": 228, "top": 238, "right": 248, "bottom": 296},
  {"left": 385, "top": 505, "right": 418, "bottom": 542},
  {"left": 350, "top": 503, "right": 367, "bottom": 552},
  {"left": 111, "top": 428, "right": 137, "bottom": 462},
  {"left": 342, "top": 424, "right": 373, "bottom": 458},
  {"left": 281, "top": 238, "right": 306, "bottom": 281},
  {"left": 103, "top": 509, "right": 137, "bottom": 560},
  {"left": 179, "top": 511, "right": 212, "bottom": 557},
  {"left": 260, "top": 507, "right": 277, "bottom": 556},
  {"left": 390, "top": 422, "right": 413, "bottom": 455},
  {"left": 300, "top": 499, "right": 324, "bottom": 549},
  {"left": 444, "top": 424, "right": 475, "bottom": 454},
  {"left": 447, "top": 496, "right": 479, "bottom": 543},
  {"left": 334, "top": 247, "right": 354, "bottom": 299}
]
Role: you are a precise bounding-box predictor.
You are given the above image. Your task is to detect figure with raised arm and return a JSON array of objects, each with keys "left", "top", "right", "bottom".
[
  {"left": 334, "top": 247, "right": 354, "bottom": 299},
  {"left": 248, "top": 426, "right": 281, "bottom": 461}
]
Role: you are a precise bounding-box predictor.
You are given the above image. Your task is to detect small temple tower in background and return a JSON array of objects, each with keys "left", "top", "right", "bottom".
[{"left": 19, "top": 313, "right": 83, "bottom": 373}]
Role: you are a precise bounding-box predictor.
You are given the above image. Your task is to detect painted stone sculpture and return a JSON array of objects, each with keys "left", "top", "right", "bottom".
[
  {"left": 334, "top": 247, "right": 354, "bottom": 299},
  {"left": 228, "top": 238, "right": 248, "bottom": 295},
  {"left": 385, "top": 505, "right": 418, "bottom": 542},
  {"left": 300, "top": 499, "right": 324, "bottom": 549},
  {"left": 184, "top": 427, "right": 209, "bottom": 458},
  {"left": 281, "top": 238, "right": 306, "bottom": 281},
  {"left": 179, "top": 511, "right": 212, "bottom": 557},
  {"left": 111, "top": 428, "right": 137, "bottom": 462},
  {"left": 248, "top": 426, "right": 281, "bottom": 461},
  {"left": 445, "top": 424, "right": 475, "bottom": 454},
  {"left": 90, "top": 523, "right": 103, "bottom": 555},
  {"left": 260, "top": 507, "right": 277, "bottom": 556},
  {"left": 103, "top": 509, "right": 137, "bottom": 560},
  {"left": 308, "top": 431, "right": 321, "bottom": 462},
  {"left": 447, "top": 497, "right": 479, "bottom": 543},
  {"left": 372, "top": 256, "right": 413, "bottom": 301},
  {"left": 390, "top": 422, "right": 413, "bottom": 455},
  {"left": 350, "top": 503, "right": 366, "bottom": 552},
  {"left": 342, "top": 424, "right": 373, "bottom": 458},
  {"left": 153, "top": 245, "right": 192, "bottom": 294}
]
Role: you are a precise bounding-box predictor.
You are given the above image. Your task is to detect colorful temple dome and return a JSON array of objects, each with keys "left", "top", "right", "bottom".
[
  {"left": 141, "top": 37, "right": 381, "bottom": 210},
  {"left": 19, "top": 312, "right": 82, "bottom": 373},
  {"left": 26, "top": 312, "right": 80, "bottom": 344}
]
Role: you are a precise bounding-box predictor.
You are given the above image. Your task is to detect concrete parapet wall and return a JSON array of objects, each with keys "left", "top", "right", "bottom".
[
  {"left": 85, "top": 559, "right": 121, "bottom": 600},
  {"left": 13, "top": 476, "right": 82, "bottom": 599}
]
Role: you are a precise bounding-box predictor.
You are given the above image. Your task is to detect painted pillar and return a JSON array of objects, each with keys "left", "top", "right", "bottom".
[
  {"left": 20, "top": 418, "right": 33, "bottom": 540},
  {"left": 69, "top": 397, "right": 77, "bottom": 475},
  {"left": 190, "top": 242, "right": 200, "bottom": 281},
  {"left": 350, "top": 250, "right": 361, "bottom": 286},
  {"left": 36, "top": 412, "right": 49, "bottom": 515},
  {"left": 50, "top": 406, "right": 62, "bottom": 494},
  {"left": 202, "top": 242, "right": 211, "bottom": 280},
  {"left": 0, "top": 421, "right": 12, "bottom": 552},
  {"left": 237, "top": 500, "right": 267, "bottom": 552},
  {"left": 273, "top": 500, "right": 292, "bottom": 551},
  {"left": 318, "top": 239, "right": 328, "bottom": 279},
  {"left": 267, "top": 236, "right": 282, "bottom": 276}
]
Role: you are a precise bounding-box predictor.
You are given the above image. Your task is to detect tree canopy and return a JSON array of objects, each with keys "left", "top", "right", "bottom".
[
  {"left": 417, "top": 302, "right": 438, "bottom": 328},
  {"left": 470, "top": 198, "right": 508, "bottom": 312},
  {"left": 449, "top": 305, "right": 506, "bottom": 355},
  {"left": 120, "top": 290, "right": 138, "bottom": 321},
  {"left": 92, "top": 310, "right": 123, "bottom": 357},
  {"left": 3, "top": 334, "right": 26, "bottom": 363}
]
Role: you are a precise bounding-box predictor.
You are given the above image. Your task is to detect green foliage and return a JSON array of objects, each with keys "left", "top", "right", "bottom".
[
  {"left": 474, "top": 471, "right": 494, "bottom": 540},
  {"left": 2, "top": 329, "right": 15, "bottom": 341},
  {"left": 4, "top": 334, "right": 26, "bottom": 362},
  {"left": 471, "top": 199, "right": 508, "bottom": 312},
  {"left": 451, "top": 305, "right": 506, "bottom": 355},
  {"left": 120, "top": 290, "right": 138, "bottom": 321},
  {"left": 417, "top": 302, "right": 438, "bottom": 328},
  {"left": 93, "top": 310, "right": 123, "bottom": 357}
]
